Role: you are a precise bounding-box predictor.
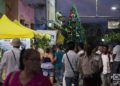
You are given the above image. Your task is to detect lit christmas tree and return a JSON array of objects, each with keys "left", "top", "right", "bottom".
[{"left": 63, "top": 5, "right": 86, "bottom": 45}]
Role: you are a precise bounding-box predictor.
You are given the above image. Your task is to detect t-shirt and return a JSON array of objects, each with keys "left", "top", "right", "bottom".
[
  {"left": 113, "top": 45, "right": 120, "bottom": 61},
  {"left": 4, "top": 71, "right": 52, "bottom": 86},
  {"left": 101, "top": 54, "right": 111, "bottom": 74},
  {"left": 80, "top": 54, "right": 103, "bottom": 75},
  {"left": 54, "top": 50, "right": 64, "bottom": 69},
  {"left": 62, "top": 50, "right": 79, "bottom": 77}
]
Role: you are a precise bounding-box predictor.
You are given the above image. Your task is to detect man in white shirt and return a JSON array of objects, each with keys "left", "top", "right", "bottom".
[
  {"left": 101, "top": 45, "right": 111, "bottom": 86},
  {"left": 62, "top": 41, "right": 79, "bottom": 86},
  {"left": 0, "top": 38, "right": 22, "bottom": 79}
]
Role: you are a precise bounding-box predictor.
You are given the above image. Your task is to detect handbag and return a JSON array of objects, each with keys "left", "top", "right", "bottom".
[{"left": 65, "top": 51, "right": 79, "bottom": 84}]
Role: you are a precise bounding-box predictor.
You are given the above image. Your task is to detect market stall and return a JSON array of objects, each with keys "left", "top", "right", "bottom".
[
  {"left": 0, "top": 15, "right": 34, "bottom": 38},
  {"left": 13, "top": 20, "right": 44, "bottom": 39}
]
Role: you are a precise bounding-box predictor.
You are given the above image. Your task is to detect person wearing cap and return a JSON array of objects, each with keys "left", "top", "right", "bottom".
[{"left": 0, "top": 38, "right": 22, "bottom": 79}]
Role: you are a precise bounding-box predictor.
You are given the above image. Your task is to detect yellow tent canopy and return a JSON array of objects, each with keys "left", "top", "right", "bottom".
[
  {"left": 13, "top": 20, "right": 44, "bottom": 39},
  {"left": 0, "top": 15, "right": 34, "bottom": 38}
]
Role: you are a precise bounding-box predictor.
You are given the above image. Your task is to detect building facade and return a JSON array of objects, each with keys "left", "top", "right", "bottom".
[
  {"left": 25, "top": 0, "right": 58, "bottom": 30},
  {"left": 0, "top": 0, "right": 5, "bottom": 17},
  {"left": 5, "top": 0, "right": 34, "bottom": 29},
  {"left": 18, "top": 0, "right": 34, "bottom": 28}
]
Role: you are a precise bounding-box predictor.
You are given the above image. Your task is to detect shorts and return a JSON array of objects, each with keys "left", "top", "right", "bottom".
[{"left": 42, "top": 69, "right": 54, "bottom": 77}]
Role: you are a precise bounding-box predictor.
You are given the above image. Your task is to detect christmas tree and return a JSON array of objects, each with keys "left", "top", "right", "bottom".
[{"left": 63, "top": 5, "right": 86, "bottom": 45}]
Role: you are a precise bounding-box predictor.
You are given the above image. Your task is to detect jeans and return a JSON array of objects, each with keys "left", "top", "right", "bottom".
[
  {"left": 112, "top": 61, "right": 120, "bottom": 73},
  {"left": 65, "top": 77, "right": 79, "bottom": 86},
  {"left": 101, "top": 73, "right": 111, "bottom": 86},
  {"left": 55, "top": 68, "right": 63, "bottom": 83},
  {"left": 42, "top": 69, "right": 54, "bottom": 77}
]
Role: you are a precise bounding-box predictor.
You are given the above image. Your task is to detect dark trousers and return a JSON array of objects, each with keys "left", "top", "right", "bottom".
[
  {"left": 112, "top": 61, "right": 120, "bottom": 73},
  {"left": 65, "top": 77, "right": 79, "bottom": 86},
  {"left": 83, "top": 74, "right": 102, "bottom": 86}
]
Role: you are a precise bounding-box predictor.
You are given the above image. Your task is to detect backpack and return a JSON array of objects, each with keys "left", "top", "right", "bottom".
[
  {"left": 91, "top": 54, "right": 103, "bottom": 74},
  {"left": 80, "top": 54, "right": 103, "bottom": 77}
]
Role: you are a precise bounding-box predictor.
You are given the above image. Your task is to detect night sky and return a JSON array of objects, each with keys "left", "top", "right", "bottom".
[
  {"left": 57, "top": 0, "right": 120, "bottom": 23},
  {"left": 23, "top": 0, "right": 120, "bottom": 23}
]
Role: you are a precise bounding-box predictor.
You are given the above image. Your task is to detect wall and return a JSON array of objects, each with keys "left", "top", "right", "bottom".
[
  {"left": 35, "top": 6, "right": 46, "bottom": 22},
  {"left": 18, "top": 0, "right": 34, "bottom": 28},
  {"left": 22, "top": 0, "right": 47, "bottom": 29},
  {"left": 0, "top": 0, "right": 5, "bottom": 17},
  {"left": 5, "top": 0, "right": 34, "bottom": 28},
  {"left": 34, "top": 0, "right": 47, "bottom": 30},
  {"left": 5, "top": 0, "right": 18, "bottom": 20},
  {"left": 34, "top": 7, "right": 47, "bottom": 30}
]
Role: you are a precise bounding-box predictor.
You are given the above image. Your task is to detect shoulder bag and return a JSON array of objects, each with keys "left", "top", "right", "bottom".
[{"left": 65, "top": 51, "right": 79, "bottom": 85}]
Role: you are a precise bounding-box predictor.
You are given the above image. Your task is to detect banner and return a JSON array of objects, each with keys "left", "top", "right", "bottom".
[{"left": 37, "top": 30, "right": 58, "bottom": 45}]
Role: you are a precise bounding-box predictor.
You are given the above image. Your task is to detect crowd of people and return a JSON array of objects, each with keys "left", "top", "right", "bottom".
[{"left": 0, "top": 38, "right": 120, "bottom": 86}]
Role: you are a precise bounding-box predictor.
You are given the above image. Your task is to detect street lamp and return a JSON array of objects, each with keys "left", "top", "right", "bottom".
[
  {"left": 101, "top": 38, "right": 105, "bottom": 42},
  {"left": 111, "top": 6, "right": 117, "bottom": 11},
  {"left": 111, "top": 6, "right": 120, "bottom": 11}
]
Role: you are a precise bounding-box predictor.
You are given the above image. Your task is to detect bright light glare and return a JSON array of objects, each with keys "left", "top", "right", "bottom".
[
  {"left": 111, "top": 6, "right": 117, "bottom": 11},
  {"left": 101, "top": 39, "right": 105, "bottom": 42},
  {"left": 48, "top": 23, "right": 52, "bottom": 27}
]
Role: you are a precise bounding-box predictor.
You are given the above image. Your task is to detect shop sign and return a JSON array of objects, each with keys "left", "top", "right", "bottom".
[{"left": 108, "top": 19, "right": 120, "bottom": 29}]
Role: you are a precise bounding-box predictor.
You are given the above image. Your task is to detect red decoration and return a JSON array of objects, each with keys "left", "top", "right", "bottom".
[{"left": 70, "top": 13, "right": 74, "bottom": 17}]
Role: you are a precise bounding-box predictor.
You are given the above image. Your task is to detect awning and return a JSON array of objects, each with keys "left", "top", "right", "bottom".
[
  {"left": 14, "top": 20, "right": 44, "bottom": 39},
  {"left": 0, "top": 15, "right": 34, "bottom": 38}
]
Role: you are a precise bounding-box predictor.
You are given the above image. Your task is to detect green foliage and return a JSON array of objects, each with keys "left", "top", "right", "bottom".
[
  {"left": 37, "top": 37, "right": 51, "bottom": 49},
  {"left": 103, "top": 32, "right": 120, "bottom": 43},
  {"left": 31, "top": 36, "right": 51, "bottom": 49}
]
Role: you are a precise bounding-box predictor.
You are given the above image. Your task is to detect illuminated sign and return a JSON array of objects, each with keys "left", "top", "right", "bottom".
[{"left": 108, "top": 19, "right": 120, "bottom": 29}]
